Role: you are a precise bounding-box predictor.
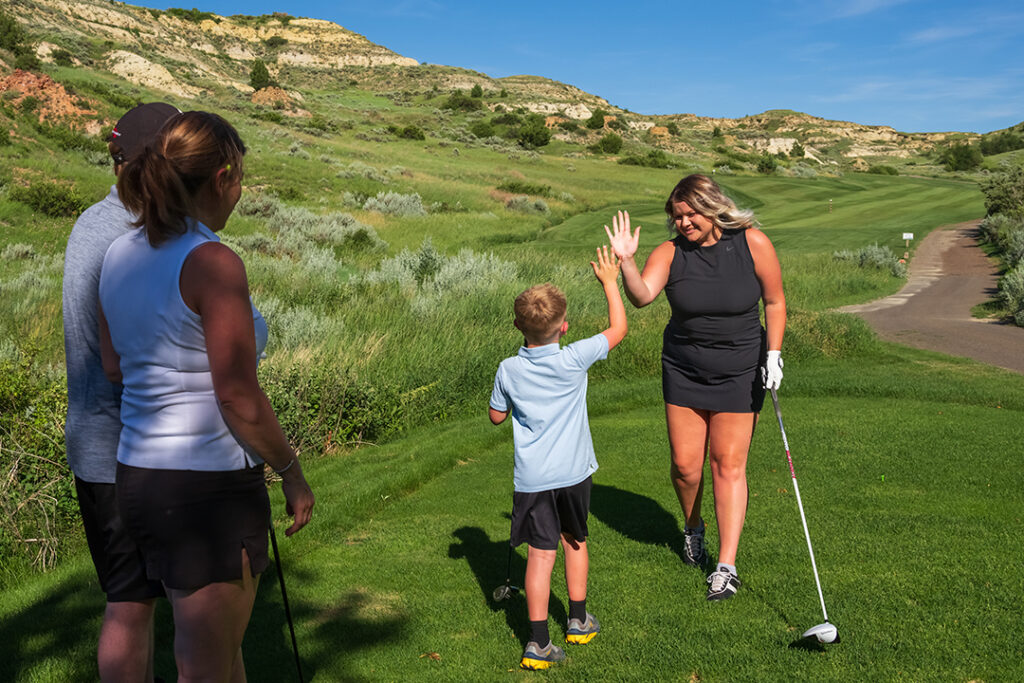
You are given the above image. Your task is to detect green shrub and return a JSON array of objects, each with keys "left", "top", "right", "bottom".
[
  {"left": 491, "top": 112, "right": 521, "bottom": 126},
  {"left": 0, "top": 128, "right": 9, "bottom": 146},
  {"left": 442, "top": 91, "right": 483, "bottom": 112},
  {"left": 868, "top": 165, "right": 898, "bottom": 175},
  {"left": 980, "top": 131, "right": 1024, "bottom": 156},
  {"left": 470, "top": 84, "right": 483, "bottom": 98},
  {"left": 0, "top": 9, "right": 29, "bottom": 53},
  {"left": 712, "top": 126, "right": 723, "bottom": 138},
  {"left": 940, "top": 143, "right": 982, "bottom": 171},
  {"left": 0, "top": 350, "right": 75, "bottom": 572},
  {"left": 585, "top": 108, "right": 607, "bottom": 130},
  {"left": 14, "top": 52, "right": 40, "bottom": 71},
  {"left": 557, "top": 120, "right": 579, "bottom": 133},
  {"left": 756, "top": 152, "right": 778, "bottom": 174},
  {"left": 497, "top": 180, "right": 551, "bottom": 197},
  {"left": 51, "top": 49, "right": 73, "bottom": 67},
  {"left": 166, "top": 7, "right": 217, "bottom": 23},
  {"left": 619, "top": 149, "right": 672, "bottom": 168},
  {"left": 250, "top": 58, "right": 272, "bottom": 91},
  {"left": 981, "top": 165, "right": 1024, "bottom": 216},
  {"left": 505, "top": 195, "right": 549, "bottom": 214},
  {"left": 516, "top": 115, "right": 550, "bottom": 149},
  {"left": 665, "top": 122, "right": 680, "bottom": 136},
  {"left": 31, "top": 121, "right": 106, "bottom": 153},
  {"left": 469, "top": 120, "right": 494, "bottom": 138},
  {"left": 264, "top": 36, "right": 287, "bottom": 48},
  {"left": 9, "top": 181, "right": 88, "bottom": 217},
  {"left": 396, "top": 125, "right": 425, "bottom": 141},
  {"left": 362, "top": 191, "right": 427, "bottom": 217},
  {"left": 833, "top": 244, "right": 906, "bottom": 278},
  {"left": 1000, "top": 265, "right": 1024, "bottom": 325},
  {"left": 790, "top": 142, "right": 805, "bottom": 158},
  {"left": 590, "top": 133, "right": 622, "bottom": 154},
  {"left": 260, "top": 360, "right": 405, "bottom": 453},
  {"left": 1, "top": 243, "right": 35, "bottom": 260}
]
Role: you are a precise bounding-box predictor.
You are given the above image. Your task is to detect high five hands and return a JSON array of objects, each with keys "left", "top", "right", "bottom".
[
  {"left": 604, "top": 210, "right": 641, "bottom": 261},
  {"left": 590, "top": 244, "right": 620, "bottom": 284}
]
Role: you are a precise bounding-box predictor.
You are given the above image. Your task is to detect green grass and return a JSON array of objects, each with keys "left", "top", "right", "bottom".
[
  {"left": 3, "top": 361, "right": 1023, "bottom": 681},
  {"left": 0, "top": 44, "right": 1015, "bottom": 682}
]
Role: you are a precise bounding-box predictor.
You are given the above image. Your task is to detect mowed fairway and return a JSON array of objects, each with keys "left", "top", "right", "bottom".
[
  {"left": 2, "top": 167, "right": 1023, "bottom": 680},
  {"left": 4, "top": 365, "right": 1023, "bottom": 681}
]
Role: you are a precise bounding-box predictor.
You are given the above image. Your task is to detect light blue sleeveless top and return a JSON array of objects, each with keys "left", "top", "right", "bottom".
[{"left": 99, "top": 221, "right": 267, "bottom": 471}]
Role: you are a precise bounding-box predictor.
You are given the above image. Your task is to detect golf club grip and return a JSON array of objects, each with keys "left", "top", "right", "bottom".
[{"left": 769, "top": 389, "right": 796, "bottom": 478}]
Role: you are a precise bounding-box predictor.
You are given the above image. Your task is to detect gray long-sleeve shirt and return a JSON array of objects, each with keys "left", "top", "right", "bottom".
[{"left": 63, "top": 186, "right": 135, "bottom": 483}]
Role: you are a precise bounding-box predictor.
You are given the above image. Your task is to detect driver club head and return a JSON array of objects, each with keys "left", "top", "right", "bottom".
[
  {"left": 492, "top": 584, "right": 519, "bottom": 602},
  {"left": 802, "top": 622, "right": 839, "bottom": 644}
]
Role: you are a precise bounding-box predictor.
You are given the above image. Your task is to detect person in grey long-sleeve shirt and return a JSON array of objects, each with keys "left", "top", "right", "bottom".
[
  {"left": 62, "top": 101, "right": 179, "bottom": 682},
  {"left": 64, "top": 186, "right": 131, "bottom": 483}
]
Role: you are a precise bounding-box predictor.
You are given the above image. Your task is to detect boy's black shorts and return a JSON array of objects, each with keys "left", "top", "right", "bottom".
[
  {"left": 510, "top": 476, "right": 592, "bottom": 550},
  {"left": 75, "top": 477, "right": 165, "bottom": 602}
]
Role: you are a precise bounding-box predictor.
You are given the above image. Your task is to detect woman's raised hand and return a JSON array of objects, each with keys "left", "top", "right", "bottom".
[{"left": 604, "top": 210, "right": 640, "bottom": 260}]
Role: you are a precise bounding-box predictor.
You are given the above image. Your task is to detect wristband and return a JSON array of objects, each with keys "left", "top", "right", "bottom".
[{"left": 273, "top": 458, "right": 296, "bottom": 475}]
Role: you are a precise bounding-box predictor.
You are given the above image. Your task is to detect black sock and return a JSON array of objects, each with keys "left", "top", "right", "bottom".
[
  {"left": 568, "top": 599, "right": 587, "bottom": 622},
  {"left": 529, "top": 619, "right": 550, "bottom": 647}
]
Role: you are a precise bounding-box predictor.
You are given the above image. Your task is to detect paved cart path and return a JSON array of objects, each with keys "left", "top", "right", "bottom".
[{"left": 839, "top": 219, "right": 1024, "bottom": 375}]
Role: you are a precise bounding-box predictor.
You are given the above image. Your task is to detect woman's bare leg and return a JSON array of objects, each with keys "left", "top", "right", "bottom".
[
  {"left": 707, "top": 412, "right": 757, "bottom": 566},
  {"left": 166, "top": 548, "right": 260, "bottom": 683},
  {"left": 665, "top": 404, "right": 710, "bottom": 527}
]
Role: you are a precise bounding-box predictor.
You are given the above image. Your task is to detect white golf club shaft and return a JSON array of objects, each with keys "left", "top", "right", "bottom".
[{"left": 770, "top": 389, "right": 830, "bottom": 623}]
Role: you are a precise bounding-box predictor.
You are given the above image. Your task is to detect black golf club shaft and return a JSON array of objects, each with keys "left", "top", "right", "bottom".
[{"left": 270, "top": 525, "right": 305, "bottom": 683}]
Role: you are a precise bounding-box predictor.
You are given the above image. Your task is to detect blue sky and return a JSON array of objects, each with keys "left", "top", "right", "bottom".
[{"left": 139, "top": 0, "right": 1022, "bottom": 133}]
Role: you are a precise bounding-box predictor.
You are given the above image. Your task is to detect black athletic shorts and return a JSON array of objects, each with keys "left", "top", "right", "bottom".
[
  {"left": 74, "top": 477, "right": 165, "bottom": 602},
  {"left": 510, "top": 476, "right": 592, "bottom": 551},
  {"left": 117, "top": 462, "right": 271, "bottom": 591}
]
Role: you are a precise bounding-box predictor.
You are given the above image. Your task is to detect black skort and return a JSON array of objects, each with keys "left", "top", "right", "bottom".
[{"left": 116, "top": 462, "right": 271, "bottom": 590}]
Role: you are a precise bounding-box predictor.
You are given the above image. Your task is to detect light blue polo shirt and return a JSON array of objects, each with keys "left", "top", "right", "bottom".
[{"left": 490, "top": 333, "right": 609, "bottom": 492}]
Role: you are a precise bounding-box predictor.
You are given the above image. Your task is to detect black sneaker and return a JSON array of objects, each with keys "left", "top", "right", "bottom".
[
  {"left": 682, "top": 520, "right": 707, "bottom": 567},
  {"left": 706, "top": 569, "right": 741, "bottom": 601}
]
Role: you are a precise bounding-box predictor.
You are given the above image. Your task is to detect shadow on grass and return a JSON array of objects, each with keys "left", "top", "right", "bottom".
[
  {"left": 589, "top": 483, "right": 688, "bottom": 563},
  {"left": 448, "top": 526, "right": 568, "bottom": 646},
  {"left": 0, "top": 567, "right": 106, "bottom": 681},
  {"left": 0, "top": 552, "right": 404, "bottom": 683},
  {"left": 245, "top": 554, "right": 408, "bottom": 683}
]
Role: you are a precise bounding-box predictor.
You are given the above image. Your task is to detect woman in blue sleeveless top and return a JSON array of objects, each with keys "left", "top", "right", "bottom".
[
  {"left": 99, "top": 111, "right": 315, "bottom": 680},
  {"left": 605, "top": 174, "right": 786, "bottom": 601}
]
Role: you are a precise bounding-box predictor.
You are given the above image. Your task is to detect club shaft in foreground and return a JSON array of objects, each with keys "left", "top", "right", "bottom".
[{"left": 770, "top": 389, "right": 830, "bottom": 624}]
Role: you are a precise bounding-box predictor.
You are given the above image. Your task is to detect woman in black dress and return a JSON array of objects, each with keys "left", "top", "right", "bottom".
[{"left": 605, "top": 174, "right": 785, "bottom": 600}]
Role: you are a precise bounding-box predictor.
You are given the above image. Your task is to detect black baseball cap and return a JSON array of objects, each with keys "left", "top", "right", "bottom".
[{"left": 108, "top": 102, "right": 181, "bottom": 164}]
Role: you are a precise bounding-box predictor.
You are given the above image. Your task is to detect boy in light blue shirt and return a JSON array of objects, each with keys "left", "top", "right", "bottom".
[{"left": 489, "top": 246, "right": 627, "bottom": 670}]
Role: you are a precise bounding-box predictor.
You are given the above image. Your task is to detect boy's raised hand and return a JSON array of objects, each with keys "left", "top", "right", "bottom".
[
  {"left": 591, "top": 245, "right": 621, "bottom": 285},
  {"left": 604, "top": 210, "right": 640, "bottom": 261}
]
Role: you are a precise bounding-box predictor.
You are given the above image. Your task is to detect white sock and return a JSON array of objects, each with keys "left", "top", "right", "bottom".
[{"left": 717, "top": 562, "right": 736, "bottom": 576}]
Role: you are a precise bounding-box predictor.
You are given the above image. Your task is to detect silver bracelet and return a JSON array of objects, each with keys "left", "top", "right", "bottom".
[{"left": 273, "top": 458, "right": 296, "bottom": 475}]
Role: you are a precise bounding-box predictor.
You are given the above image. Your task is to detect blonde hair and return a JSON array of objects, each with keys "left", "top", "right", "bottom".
[
  {"left": 117, "top": 111, "right": 246, "bottom": 247},
  {"left": 664, "top": 174, "right": 757, "bottom": 235},
  {"left": 514, "top": 283, "right": 567, "bottom": 343}
]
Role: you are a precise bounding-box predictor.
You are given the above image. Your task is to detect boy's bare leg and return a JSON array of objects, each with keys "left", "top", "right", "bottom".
[
  {"left": 560, "top": 534, "right": 588, "bottom": 602},
  {"left": 525, "top": 545, "right": 557, "bottom": 622}
]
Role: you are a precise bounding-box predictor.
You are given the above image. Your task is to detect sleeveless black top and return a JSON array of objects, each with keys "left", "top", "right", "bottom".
[{"left": 661, "top": 229, "right": 766, "bottom": 412}]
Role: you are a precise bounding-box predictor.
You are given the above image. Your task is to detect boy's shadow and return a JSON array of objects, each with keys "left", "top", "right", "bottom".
[
  {"left": 589, "top": 483, "right": 690, "bottom": 564},
  {"left": 448, "top": 524, "right": 567, "bottom": 646}
]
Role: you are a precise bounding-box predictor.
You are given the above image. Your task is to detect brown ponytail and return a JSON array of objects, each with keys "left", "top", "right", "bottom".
[{"left": 117, "top": 111, "right": 246, "bottom": 247}]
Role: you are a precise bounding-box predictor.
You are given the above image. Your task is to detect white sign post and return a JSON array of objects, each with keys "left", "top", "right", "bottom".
[{"left": 902, "top": 233, "right": 913, "bottom": 259}]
